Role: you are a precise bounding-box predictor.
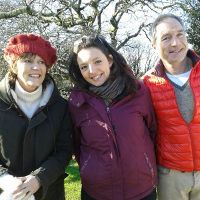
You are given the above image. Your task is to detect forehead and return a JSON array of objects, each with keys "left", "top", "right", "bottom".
[
  {"left": 155, "top": 17, "right": 184, "bottom": 36},
  {"left": 77, "top": 47, "right": 105, "bottom": 62},
  {"left": 18, "top": 53, "right": 43, "bottom": 61}
]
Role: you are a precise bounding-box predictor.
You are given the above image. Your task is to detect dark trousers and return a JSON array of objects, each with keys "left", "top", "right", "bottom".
[
  {"left": 142, "top": 189, "right": 156, "bottom": 200},
  {"left": 81, "top": 188, "right": 156, "bottom": 200}
]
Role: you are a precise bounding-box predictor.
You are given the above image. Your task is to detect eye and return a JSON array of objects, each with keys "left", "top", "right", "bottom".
[
  {"left": 162, "top": 36, "right": 170, "bottom": 41},
  {"left": 24, "top": 59, "right": 31, "bottom": 63},
  {"left": 80, "top": 65, "right": 87, "bottom": 71},
  {"left": 39, "top": 60, "right": 45, "bottom": 65},
  {"left": 95, "top": 60, "right": 102, "bottom": 64},
  {"left": 177, "top": 33, "right": 184, "bottom": 37}
]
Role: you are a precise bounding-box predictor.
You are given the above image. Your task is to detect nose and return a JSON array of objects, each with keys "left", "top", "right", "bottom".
[
  {"left": 32, "top": 62, "right": 40, "bottom": 69},
  {"left": 88, "top": 64, "right": 96, "bottom": 74},
  {"left": 171, "top": 36, "right": 179, "bottom": 46}
]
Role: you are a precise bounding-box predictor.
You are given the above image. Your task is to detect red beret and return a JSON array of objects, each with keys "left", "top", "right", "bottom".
[{"left": 4, "top": 33, "right": 57, "bottom": 69}]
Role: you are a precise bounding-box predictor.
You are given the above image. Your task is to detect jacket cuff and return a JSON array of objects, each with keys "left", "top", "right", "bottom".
[{"left": 31, "top": 169, "right": 48, "bottom": 199}]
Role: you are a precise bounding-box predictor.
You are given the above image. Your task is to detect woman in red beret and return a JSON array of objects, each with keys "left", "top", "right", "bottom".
[{"left": 0, "top": 33, "right": 72, "bottom": 200}]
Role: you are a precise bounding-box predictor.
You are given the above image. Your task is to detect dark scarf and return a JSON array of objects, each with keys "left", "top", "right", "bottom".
[{"left": 89, "top": 76, "right": 125, "bottom": 105}]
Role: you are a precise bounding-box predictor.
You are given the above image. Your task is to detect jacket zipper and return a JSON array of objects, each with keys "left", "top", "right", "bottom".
[
  {"left": 106, "top": 106, "right": 120, "bottom": 157},
  {"left": 188, "top": 125, "right": 195, "bottom": 170}
]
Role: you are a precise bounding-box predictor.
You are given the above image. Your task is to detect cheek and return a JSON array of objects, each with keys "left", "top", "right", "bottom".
[
  {"left": 16, "top": 65, "right": 26, "bottom": 75},
  {"left": 80, "top": 71, "right": 87, "bottom": 80},
  {"left": 158, "top": 44, "right": 167, "bottom": 53},
  {"left": 107, "top": 67, "right": 111, "bottom": 75},
  {"left": 16, "top": 69, "right": 23, "bottom": 78},
  {"left": 43, "top": 68, "right": 47, "bottom": 76}
]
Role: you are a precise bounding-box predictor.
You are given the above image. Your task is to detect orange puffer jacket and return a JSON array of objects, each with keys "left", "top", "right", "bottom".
[{"left": 144, "top": 50, "right": 200, "bottom": 172}]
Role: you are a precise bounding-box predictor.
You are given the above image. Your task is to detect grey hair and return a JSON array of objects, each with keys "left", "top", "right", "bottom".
[{"left": 151, "top": 13, "right": 185, "bottom": 44}]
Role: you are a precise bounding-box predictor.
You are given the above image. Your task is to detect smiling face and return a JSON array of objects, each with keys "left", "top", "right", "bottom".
[
  {"left": 13, "top": 54, "right": 47, "bottom": 92},
  {"left": 152, "top": 17, "right": 188, "bottom": 67},
  {"left": 77, "top": 47, "right": 113, "bottom": 86}
]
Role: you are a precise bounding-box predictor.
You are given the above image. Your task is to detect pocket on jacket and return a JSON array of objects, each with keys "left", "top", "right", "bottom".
[
  {"left": 80, "top": 151, "right": 111, "bottom": 187},
  {"left": 157, "top": 164, "right": 171, "bottom": 175}
]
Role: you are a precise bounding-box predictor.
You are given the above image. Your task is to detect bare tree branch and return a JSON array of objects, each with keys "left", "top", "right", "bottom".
[
  {"left": 0, "top": 7, "right": 28, "bottom": 19},
  {"left": 116, "top": 22, "right": 147, "bottom": 50},
  {"left": 0, "top": 0, "right": 186, "bottom": 90}
]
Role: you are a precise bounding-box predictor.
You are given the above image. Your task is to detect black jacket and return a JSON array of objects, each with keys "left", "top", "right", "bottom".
[{"left": 0, "top": 74, "right": 72, "bottom": 200}]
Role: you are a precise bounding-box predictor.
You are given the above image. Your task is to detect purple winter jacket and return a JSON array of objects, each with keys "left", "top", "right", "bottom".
[{"left": 68, "top": 82, "right": 157, "bottom": 200}]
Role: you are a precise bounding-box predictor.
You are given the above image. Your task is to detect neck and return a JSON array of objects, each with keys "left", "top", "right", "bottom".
[
  {"left": 164, "top": 58, "right": 192, "bottom": 75},
  {"left": 15, "top": 80, "right": 42, "bottom": 103}
]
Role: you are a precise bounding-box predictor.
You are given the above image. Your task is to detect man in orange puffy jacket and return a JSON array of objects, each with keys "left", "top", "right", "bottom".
[{"left": 143, "top": 13, "right": 200, "bottom": 200}]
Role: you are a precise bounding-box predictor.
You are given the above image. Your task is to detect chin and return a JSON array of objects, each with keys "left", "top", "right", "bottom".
[
  {"left": 92, "top": 84, "right": 101, "bottom": 87},
  {"left": 95, "top": 82, "right": 106, "bottom": 87}
]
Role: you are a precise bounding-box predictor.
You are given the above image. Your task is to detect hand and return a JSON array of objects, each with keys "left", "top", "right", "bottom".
[{"left": 12, "top": 175, "right": 40, "bottom": 200}]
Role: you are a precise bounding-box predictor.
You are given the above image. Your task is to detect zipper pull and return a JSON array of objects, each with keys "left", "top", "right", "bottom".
[{"left": 106, "top": 107, "right": 110, "bottom": 113}]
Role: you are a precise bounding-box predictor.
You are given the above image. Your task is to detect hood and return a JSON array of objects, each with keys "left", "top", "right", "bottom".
[{"left": 0, "top": 73, "right": 14, "bottom": 105}]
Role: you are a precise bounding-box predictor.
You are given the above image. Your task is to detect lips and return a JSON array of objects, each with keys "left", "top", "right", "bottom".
[
  {"left": 169, "top": 48, "right": 183, "bottom": 54},
  {"left": 29, "top": 74, "right": 41, "bottom": 78},
  {"left": 91, "top": 74, "right": 102, "bottom": 80}
]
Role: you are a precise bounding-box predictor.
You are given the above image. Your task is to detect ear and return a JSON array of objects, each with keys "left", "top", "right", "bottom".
[
  {"left": 152, "top": 42, "right": 156, "bottom": 51},
  {"left": 108, "top": 54, "right": 113, "bottom": 68},
  {"left": 10, "top": 64, "right": 17, "bottom": 74}
]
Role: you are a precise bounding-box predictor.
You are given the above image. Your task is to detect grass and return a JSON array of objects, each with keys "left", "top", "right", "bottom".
[{"left": 65, "top": 159, "right": 81, "bottom": 200}]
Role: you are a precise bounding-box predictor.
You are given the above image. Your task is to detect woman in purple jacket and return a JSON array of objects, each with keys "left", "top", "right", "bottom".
[{"left": 68, "top": 35, "right": 157, "bottom": 200}]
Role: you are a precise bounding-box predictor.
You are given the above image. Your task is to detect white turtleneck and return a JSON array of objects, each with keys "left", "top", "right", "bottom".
[{"left": 11, "top": 80, "right": 54, "bottom": 119}]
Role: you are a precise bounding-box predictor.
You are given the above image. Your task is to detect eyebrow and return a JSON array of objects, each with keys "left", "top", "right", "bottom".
[
  {"left": 163, "top": 29, "right": 184, "bottom": 34},
  {"left": 177, "top": 29, "right": 184, "bottom": 33},
  {"left": 92, "top": 56, "right": 101, "bottom": 61},
  {"left": 79, "top": 56, "right": 101, "bottom": 65},
  {"left": 79, "top": 63, "right": 87, "bottom": 66},
  {"left": 162, "top": 29, "right": 184, "bottom": 36}
]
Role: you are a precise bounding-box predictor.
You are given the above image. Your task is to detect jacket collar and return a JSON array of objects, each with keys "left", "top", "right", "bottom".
[{"left": 153, "top": 49, "right": 200, "bottom": 77}]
